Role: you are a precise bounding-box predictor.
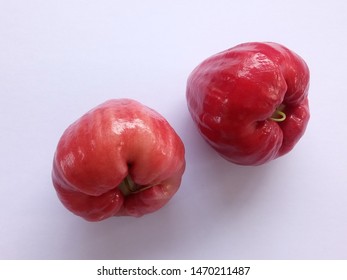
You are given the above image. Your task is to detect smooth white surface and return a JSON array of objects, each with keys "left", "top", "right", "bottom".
[{"left": 1, "top": 0, "right": 347, "bottom": 260}]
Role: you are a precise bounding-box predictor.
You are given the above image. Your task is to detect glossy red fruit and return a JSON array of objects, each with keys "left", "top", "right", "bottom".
[
  {"left": 186, "top": 42, "right": 310, "bottom": 165},
  {"left": 52, "top": 99, "right": 185, "bottom": 221}
]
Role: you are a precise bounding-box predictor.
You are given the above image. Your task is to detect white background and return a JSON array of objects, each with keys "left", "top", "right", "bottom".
[{"left": 1, "top": 0, "right": 346, "bottom": 260}]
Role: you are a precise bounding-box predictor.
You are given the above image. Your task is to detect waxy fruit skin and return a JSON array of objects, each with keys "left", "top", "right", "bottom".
[
  {"left": 186, "top": 42, "right": 310, "bottom": 165},
  {"left": 52, "top": 99, "right": 185, "bottom": 221}
]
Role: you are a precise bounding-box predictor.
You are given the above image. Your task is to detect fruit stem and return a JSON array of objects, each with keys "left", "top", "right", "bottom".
[
  {"left": 118, "top": 175, "right": 152, "bottom": 196},
  {"left": 270, "top": 105, "right": 286, "bottom": 122}
]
